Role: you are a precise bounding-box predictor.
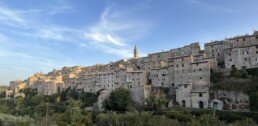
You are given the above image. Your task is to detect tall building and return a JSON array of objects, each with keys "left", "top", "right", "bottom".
[{"left": 134, "top": 45, "right": 139, "bottom": 58}]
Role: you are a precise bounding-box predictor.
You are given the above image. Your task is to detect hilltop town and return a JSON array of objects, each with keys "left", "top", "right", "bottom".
[{"left": 4, "top": 31, "right": 258, "bottom": 111}]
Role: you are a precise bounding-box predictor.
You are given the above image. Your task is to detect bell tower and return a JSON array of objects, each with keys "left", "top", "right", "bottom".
[{"left": 134, "top": 45, "right": 139, "bottom": 58}]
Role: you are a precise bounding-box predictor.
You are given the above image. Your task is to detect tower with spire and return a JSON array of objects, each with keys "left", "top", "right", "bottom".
[{"left": 134, "top": 45, "right": 139, "bottom": 58}]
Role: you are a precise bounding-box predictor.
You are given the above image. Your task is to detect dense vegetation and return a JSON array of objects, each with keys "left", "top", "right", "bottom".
[
  {"left": 0, "top": 88, "right": 98, "bottom": 125},
  {"left": 0, "top": 87, "right": 258, "bottom": 125}
]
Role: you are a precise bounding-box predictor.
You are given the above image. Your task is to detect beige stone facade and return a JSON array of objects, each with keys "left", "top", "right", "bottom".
[
  {"left": 6, "top": 30, "right": 258, "bottom": 111},
  {"left": 205, "top": 31, "right": 258, "bottom": 69},
  {"left": 224, "top": 45, "right": 258, "bottom": 69}
]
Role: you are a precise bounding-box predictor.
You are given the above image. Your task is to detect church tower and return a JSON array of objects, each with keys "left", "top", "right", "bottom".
[{"left": 134, "top": 45, "right": 139, "bottom": 58}]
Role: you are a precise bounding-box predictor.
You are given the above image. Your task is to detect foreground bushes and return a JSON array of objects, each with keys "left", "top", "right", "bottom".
[
  {"left": 95, "top": 111, "right": 257, "bottom": 126},
  {"left": 0, "top": 113, "right": 35, "bottom": 126}
]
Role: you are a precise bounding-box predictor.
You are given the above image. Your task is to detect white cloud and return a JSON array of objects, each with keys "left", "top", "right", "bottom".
[
  {"left": 85, "top": 33, "right": 125, "bottom": 46},
  {"left": 83, "top": 7, "right": 150, "bottom": 58},
  {"left": 36, "top": 29, "right": 65, "bottom": 41},
  {"left": 0, "top": 6, "right": 27, "bottom": 27}
]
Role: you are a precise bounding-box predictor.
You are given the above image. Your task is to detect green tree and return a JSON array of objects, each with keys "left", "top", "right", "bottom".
[
  {"left": 210, "top": 72, "right": 223, "bottom": 84},
  {"left": 145, "top": 89, "right": 166, "bottom": 111},
  {"left": 60, "top": 90, "right": 67, "bottom": 102},
  {"left": 0, "top": 100, "right": 8, "bottom": 113},
  {"left": 15, "top": 96, "right": 25, "bottom": 115},
  {"left": 64, "top": 97, "right": 83, "bottom": 124},
  {"left": 250, "top": 92, "right": 258, "bottom": 111},
  {"left": 23, "top": 88, "right": 37, "bottom": 98},
  {"left": 80, "top": 92, "right": 98, "bottom": 107},
  {"left": 105, "top": 87, "right": 131, "bottom": 111},
  {"left": 241, "top": 68, "right": 248, "bottom": 78}
]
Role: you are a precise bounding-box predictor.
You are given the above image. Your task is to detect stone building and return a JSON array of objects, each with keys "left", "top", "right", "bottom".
[
  {"left": 149, "top": 67, "right": 169, "bottom": 87},
  {"left": 210, "top": 99, "right": 223, "bottom": 110},
  {"left": 134, "top": 45, "right": 139, "bottom": 58},
  {"left": 204, "top": 41, "right": 228, "bottom": 67},
  {"left": 224, "top": 45, "right": 258, "bottom": 69},
  {"left": 7, "top": 30, "right": 258, "bottom": 111},
  {"left": 205, "top": 31, "right": 258, "bottom": 69},
  {"left": 170, "top": 42, "right": 201, "bottom": 57},
  {"left": 10, "top": 80, "right": 26, "bottom": 97},
  {"left": 168, "top": 53, "right": 211, "bottom": 108}
]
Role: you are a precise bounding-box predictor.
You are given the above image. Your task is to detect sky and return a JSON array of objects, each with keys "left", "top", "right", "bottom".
[{"left": 0, "top": 0, "right": 258, "bottom": 85}]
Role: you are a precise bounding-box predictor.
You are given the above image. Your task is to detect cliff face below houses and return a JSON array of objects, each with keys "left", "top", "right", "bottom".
[{"left": 210, "top": 70, "right": 258, "bottom": 111}]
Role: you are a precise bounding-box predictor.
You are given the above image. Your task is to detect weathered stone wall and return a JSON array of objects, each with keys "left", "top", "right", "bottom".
[
  {"left": 191, "top": 92, "right": 209, "bottom": 108},
  {"left": 213, "top": 90, "right": 249, "bottom": 111}
]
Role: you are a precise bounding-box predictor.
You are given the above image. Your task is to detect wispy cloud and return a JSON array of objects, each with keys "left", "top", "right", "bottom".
[
  {"left": 85, "top": 33, "right": 125, "bottom": 46},
  {"left": 84, "top": 7, "right": 150, "bottom": 58},
  {"left": 0, "top": 6, "right": 27, "bottom": 27},
  {"left": 0, "top": 1, "right": 79, "bottom": 43},
  {"left": 49, "top": 0, "right": 73, "bottom": 15}
]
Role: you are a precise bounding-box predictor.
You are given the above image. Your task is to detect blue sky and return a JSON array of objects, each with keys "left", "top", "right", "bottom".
[{"left": 0, "top": 0, "right": 258, "bottom": 85}]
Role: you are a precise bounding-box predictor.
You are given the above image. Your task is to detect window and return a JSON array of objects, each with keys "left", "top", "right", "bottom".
[
  {"left": 212, "top": 50, "right": 214, "bottom": 52},
  {"left": 256, "top": 45, "right": 258, "bottom": 48},
  {"left": 199, "top": 93, "right": 202, "bottom": 97},
  {"left": 245, "top": 58, "right": 247, "bottom": 61},
  {"left": 256, "top": 36, "right": 258, "bottom": 39},
  {"left": 229, "top": 59, "right": 232, "bottom": 61},
  {"left": 182, "top": 64, "right": 184, "bottom": 67},
  {"left": 196, "top": 63, "right": 199, "bottom": 66},
  {"left": 229, "top": 53, "right": 231, "bottom": 56},
  {"left": 176, "top": 65, "right": 179, "bottom": 68},
  {"left": 199, "top": 68, "right": 202, "bottom": 71},
  {"left": 184, "top": 85, "right": 187, "bottom": 88},
  {"left": 243, "top": 51, "right": 248, "bottom": 55},
  {"left": 243, "top": 38, "right": 246, "bottom": 41},
  {"left": 200, "top": 77, "right": 202, "bottom": 79},
  {"left": 182, "top": 58, "right": 184, "bottom": 61},
  {"left": 256, "top": 51, "right": 258, "bottom": 54},
  {"left": 218, "top": 53, "right": 220, "bottom": 56}
]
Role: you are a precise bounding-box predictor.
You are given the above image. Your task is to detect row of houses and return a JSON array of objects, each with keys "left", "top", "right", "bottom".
[{"left": 6, "top": 31, "right": 258, "bottom": 111}]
